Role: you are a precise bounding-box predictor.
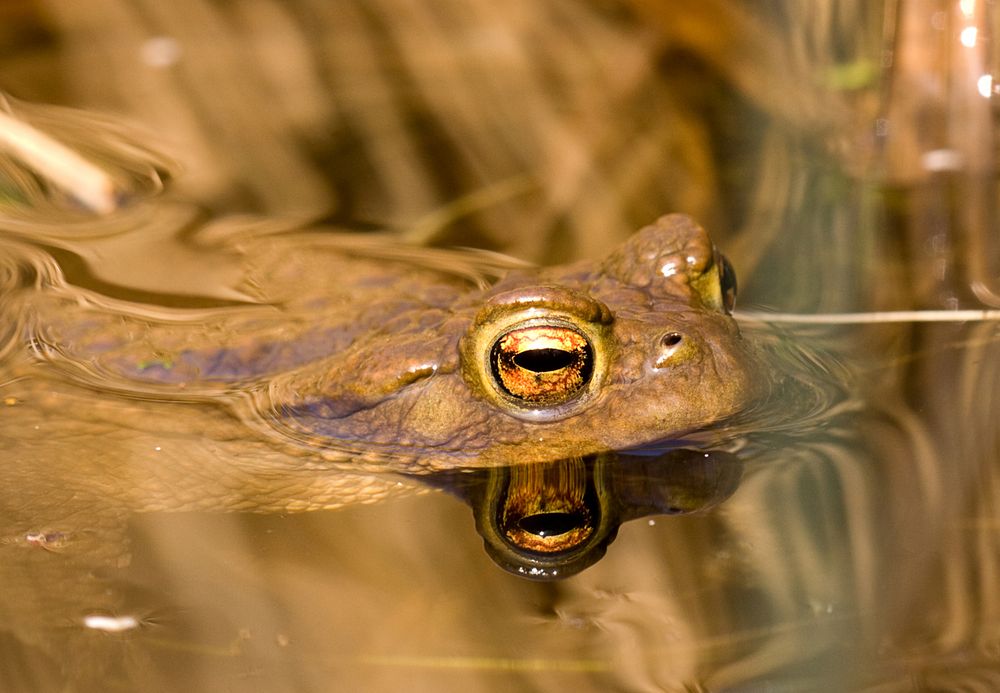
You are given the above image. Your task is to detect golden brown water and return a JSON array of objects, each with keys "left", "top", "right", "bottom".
[{"left": 2, "top": 2, "right": 1000, "bottom": 691}]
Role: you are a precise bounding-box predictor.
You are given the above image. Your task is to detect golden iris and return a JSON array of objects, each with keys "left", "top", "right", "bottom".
[{"left": 489, "top": 325, "right": 593, "bottom": 404}]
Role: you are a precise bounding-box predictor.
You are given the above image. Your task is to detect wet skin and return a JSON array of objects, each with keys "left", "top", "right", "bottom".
[
  {"left": 0, "top": 213, "right": 765, "bottom": 528},
  {"left": 10, "top": 213, "right": 761, "bottom": 488}
]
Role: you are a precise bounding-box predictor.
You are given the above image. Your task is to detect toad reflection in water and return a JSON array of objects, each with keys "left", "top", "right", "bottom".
[{"left": 430, "top": 448, "right": 742, "bottom": 579}]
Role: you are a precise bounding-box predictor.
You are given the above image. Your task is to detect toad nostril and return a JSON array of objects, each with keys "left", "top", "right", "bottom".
[
  {"left": 661, "top": 332, "right": 683, "bottom": 348},
  {"left": 653, "top": 332, "right": 686, "bottom": 369}
]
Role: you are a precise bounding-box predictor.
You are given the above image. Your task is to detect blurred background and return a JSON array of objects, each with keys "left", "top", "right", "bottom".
[{"left": 1, "top": 0, "right": 894, "bottom": 309}]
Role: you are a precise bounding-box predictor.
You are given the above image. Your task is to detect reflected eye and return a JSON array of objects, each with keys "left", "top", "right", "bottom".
[
  {"left": 496, "top": 458, "right": 598, "bottom": 555},
  {"left": 490, "top": 325, "right": 593, "bottom": 405},
  {"left": 506, "top": 509, "right": 593, "bottom": 554},
  {"left": 517, "top": 511, "right": 585, "bottom": 537}
]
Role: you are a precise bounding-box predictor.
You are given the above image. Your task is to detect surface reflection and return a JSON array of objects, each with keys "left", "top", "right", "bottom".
[{"left": 425, "top": 448, "right": 743, "bottom": 579}]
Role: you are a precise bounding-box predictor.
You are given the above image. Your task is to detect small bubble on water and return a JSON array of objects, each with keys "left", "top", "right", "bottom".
[{"left": 83, "top": 614, "right": 140, "bottom": 633}]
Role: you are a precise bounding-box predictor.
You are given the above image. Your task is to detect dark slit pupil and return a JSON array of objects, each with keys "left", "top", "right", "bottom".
[
  {"left": 517, "top": 511, "right": 586, "bottom": 537},
  {"left": 513, "top": 348, "right": 574, "bottom": 372}
]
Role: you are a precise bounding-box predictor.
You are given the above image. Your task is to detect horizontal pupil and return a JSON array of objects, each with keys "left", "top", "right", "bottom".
[
  {"left": 517, "top": 511, "right": 587, "bottom": 537},
  {"left": 513, "top": 348, "right": 575, "bottom": 372}
]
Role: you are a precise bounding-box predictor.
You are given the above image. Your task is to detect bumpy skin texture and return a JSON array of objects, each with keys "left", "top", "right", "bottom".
[
  {"left": 271, "top": 214, "right": 759, "bottom": 469},
  {"left": 14, "top": 214, "right": 762, "bottom": 486},
  {"left": 2, "top": 213, "right": 760, "bottom": 542}
]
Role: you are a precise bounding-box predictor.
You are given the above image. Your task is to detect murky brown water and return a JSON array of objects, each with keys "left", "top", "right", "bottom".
[{"left": 2, "top": 1, "right": 1000, "bottom": 691}]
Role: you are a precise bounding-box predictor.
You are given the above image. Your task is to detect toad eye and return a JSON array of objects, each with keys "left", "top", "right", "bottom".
[{"left": 490, "top": 325, "right": 594, "bottom": 405}]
